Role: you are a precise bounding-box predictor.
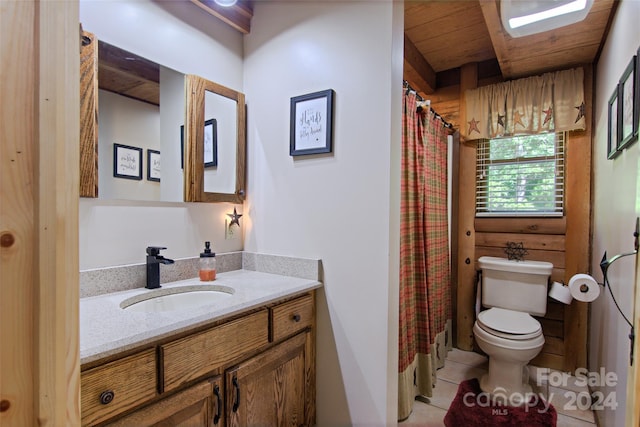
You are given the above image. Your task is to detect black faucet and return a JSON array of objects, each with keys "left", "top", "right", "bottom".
[{"left": 146, "top": 246, "right": 175, "bottom": 289}]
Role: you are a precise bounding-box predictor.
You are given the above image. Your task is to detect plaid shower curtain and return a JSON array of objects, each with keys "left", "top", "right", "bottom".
[{"left": 398, "top": 90, "right": 452, "bottom": 421}]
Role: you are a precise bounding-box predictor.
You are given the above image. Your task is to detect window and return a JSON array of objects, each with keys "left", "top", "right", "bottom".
[{"left": 476, "top": 132, "right": 564, "bottom": 217}]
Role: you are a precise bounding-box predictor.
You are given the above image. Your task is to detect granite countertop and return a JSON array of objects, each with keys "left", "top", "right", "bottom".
[{"left": 80, "top": 269, "right": 322, "bottom": 365}]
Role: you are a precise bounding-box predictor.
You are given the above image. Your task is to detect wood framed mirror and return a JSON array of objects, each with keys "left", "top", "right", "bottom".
[
  {"left": 184, "top": 74, "right": 246, "bottom": 203},
  {"left": 79, "top": 31, "right": 247, "bottom": 203}
]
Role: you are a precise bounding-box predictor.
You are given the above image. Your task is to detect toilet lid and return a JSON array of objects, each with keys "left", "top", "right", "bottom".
[{"left": 477, "top": 307, "right": 541, "bottom": 339}]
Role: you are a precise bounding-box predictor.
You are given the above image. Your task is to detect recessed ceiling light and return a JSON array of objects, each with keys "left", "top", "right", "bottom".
[
  {"left": 501, "top": 0, "right": 593, "bottom": 38},
  {"left": 214, "top": 0, "right": 237, "bottom": 6}
]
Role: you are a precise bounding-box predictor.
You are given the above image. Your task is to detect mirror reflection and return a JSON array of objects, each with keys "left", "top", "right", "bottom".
[
  {"left": 204, "top": 90, "right": 237, "bottom": 194},
  {"left": 85, "top": 38, "right": 244, "bottom": 203},
  {"left": 96, "top": 40, "right": 184, "bottom": 202}
]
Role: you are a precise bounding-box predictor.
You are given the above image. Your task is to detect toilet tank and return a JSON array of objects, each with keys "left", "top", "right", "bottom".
[{"left": 478, "top": 256, "right": 553, "bottom": 317}]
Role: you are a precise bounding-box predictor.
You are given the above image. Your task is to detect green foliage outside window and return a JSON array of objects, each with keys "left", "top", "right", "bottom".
[{"left": 477, "top": 133, "right": 563, "bottom": 215}]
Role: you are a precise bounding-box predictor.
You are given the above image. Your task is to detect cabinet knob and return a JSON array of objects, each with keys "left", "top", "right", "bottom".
[
  {"left": 292, "top": 314, "right": 301, "bottom": 322},
  {"left": 99, "top": 390, "right": 115, "bottom": 405}
]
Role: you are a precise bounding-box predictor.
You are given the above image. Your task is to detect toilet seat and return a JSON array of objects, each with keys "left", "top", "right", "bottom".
[{"left": 476, "top": 307, "right": 541, "bottom": 340}]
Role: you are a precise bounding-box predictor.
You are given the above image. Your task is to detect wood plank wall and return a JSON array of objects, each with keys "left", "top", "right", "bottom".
[{"left": 431, "top": 64, "right": 592, "bottom": 372}]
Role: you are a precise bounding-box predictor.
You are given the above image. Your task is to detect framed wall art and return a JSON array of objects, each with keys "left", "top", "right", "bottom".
[
  {"left": 147, "top": 149, "right": 161, "bottom": 182},
  {"left": 607, "top": 86, "right": 620, "bottom": 159},
  {"left": 618, "top": 55, "right": 637, "bottom": 150},
  {"left": 113, "top": 143, "right": 143, "bottom": 180},
  {"left": 290, "top": 89, "right": 334, "bottom": 156},
  {"left": 635, "top": 46, "right": 640, "bottom": 141},
  {"left": 204, "top": 118, "right": 218, "bottom": 168},
  {"left": 180, "top": 119, "right": 218, "bottom": 168}
]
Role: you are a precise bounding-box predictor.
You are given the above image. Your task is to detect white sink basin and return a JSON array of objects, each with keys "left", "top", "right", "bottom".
[{"left": 120, "top": 284, "right": 234, "bottom": 313}]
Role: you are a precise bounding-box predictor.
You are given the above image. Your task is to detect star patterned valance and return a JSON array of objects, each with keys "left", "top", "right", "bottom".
[{"left": 464, "top": 67, "right": 585, "bottom": 140}]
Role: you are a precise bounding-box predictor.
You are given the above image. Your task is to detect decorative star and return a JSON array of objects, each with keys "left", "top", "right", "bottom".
[
  {"left": 468, "top": 117, "right": 480, "bottom": 135},
  {"left": 497, "top": 114, "right": 505, "bottom": 128},
  {"left": 543, "top": 106, "right": 553, "bottom": 126},
  {"left": 227, "top": 208, "right": 243, "bottom": 228},
  {"left": 575, "top": 101, "right": 585, "bottom": 123},
  {"left": 504, "top": 241, "right": 528, "bottom": 261},
  {"left": 513, "top": 110, "right": 525, "bottom": 129}
]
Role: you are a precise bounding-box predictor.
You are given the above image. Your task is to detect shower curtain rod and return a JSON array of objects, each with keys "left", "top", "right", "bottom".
[{"left": 403, "top": 80, "right": 453, "bottom": 130}]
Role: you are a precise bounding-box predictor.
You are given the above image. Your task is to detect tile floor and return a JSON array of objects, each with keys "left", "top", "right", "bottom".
[{"left": 400, "top": 348, "right": 598, "bottom": 426}]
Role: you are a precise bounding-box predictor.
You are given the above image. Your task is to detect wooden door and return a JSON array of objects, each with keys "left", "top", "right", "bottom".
[
  {"left": 226, "top": 333, "right": 307, "bottom": 427},
  {"left": 106, "top": 377, "right": 223, "bottom": 427}
]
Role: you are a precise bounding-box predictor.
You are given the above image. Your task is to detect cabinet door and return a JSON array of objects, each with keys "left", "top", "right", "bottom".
[
  {"left": 226, "top": 333, "right": 309, "bottom": 427},
  {"left": 106, "top": 377, "right": 224, "bottom": 427}
]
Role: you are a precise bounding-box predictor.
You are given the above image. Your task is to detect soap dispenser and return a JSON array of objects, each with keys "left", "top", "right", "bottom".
[{"left": 199, "top": 241, "right": 216, "bottom": 281}]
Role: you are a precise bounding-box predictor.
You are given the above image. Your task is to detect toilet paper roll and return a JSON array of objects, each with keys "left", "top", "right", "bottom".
[
  {"left": 548, "top": 281, "right": 573, "bottom": 304},
  {"left": 568, "top": 273, "right": 600, "bottom": 302}
]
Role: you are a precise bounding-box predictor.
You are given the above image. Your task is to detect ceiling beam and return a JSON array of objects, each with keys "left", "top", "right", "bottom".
[
  {"left": 403, "top": 33, "right": 436, "bottom": 95},
  {"left": 190, "top": 0, "right": 253, "bottom": 34},
  {"left": 478, "top": 0, "right": 511, "bottom": 78}
]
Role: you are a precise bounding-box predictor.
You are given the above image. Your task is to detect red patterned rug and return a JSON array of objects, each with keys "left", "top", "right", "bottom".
[{"left": 444, "top": 378, "right": 557, "bottom": 427}]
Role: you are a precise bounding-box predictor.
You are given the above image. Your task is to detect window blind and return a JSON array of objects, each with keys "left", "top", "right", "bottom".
[{"left": 476, "top": 132, "right": 565, "bottom": 217}]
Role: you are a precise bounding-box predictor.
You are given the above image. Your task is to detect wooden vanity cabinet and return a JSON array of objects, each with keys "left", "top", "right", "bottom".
[
  {"left": 226, "top": 331, "right": 312, "bottom": 427},
  {"left": 106, "top": 377, "right": 223, "bottom": 427},
  {"left": 81, "top": 348, "right": 157, "bottom": 426},
  {"left": 81, "top": 292, "right": 315, "bottom": 427}
]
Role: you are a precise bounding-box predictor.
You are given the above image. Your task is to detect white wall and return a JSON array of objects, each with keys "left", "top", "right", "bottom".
[
  {"left": 591, "top": 0, "right": 640, "bottom": 425},
  {"left": 79, "top": 0, "right": 245, "bottom": 270},
  {"left": 98, "top": 90, "right": 161, "bottom": 201},
  {"left": 244, "top": 2, "right": 403, "bottom": 425},
  {"left": 160, "top": 66, "right": 186, "bottom": 202}
]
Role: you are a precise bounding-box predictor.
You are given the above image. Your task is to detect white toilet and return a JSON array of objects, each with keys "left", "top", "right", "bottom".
[{"left": 472, "top": 256, "right": 553, "bottom": 405}]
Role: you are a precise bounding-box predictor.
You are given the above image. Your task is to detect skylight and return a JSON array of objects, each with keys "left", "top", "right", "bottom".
[{"left": 501, "top": 0, "right": 593, "bottom": 38}]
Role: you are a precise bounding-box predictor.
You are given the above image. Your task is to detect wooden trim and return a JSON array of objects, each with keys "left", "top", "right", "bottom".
[
  {"left": 1, "top": 1, "right": 80, "bottom": 423},
  {"left": 37, "top": 1, "right": 81, "bottom": 423},
  {"left": 475, "top": 217, "right": 567, "bottom": 234},
  {"left": 562, "top": 65, "right": 592, "bottom": 372},
  {"left": 79, "top": 30, "right": 98, "bottom": 197},
  {"left": 456, "top": 63, "right": 478, "bottom": 350},
  {"left": 184, "top": 74, "right": 205, "bottom": 202},
  {"left": 450, "top": 131, "right": 460, "bottom": 347},
  {"left": 476, "top": 232, "right": 565, "bottom": 251},
  {"left": 1, "top": 2, "right": 37, "bottom": 422}
]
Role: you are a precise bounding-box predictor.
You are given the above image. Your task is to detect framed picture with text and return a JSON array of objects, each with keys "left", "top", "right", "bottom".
[
  {"left": 147, "top": 149, "right": 161, "bottom": 182},
  {"left": 290, "top": 89, "right": 334, "bottom": 156},
  {"left": 618, "top": 55, "right": 637, "bottom": 150},
  {"left": 113, "top": 143, "right": 143, "bottom": 180},
  {"left": 607, "top": 86, "right": 620, "bottom": 159}
]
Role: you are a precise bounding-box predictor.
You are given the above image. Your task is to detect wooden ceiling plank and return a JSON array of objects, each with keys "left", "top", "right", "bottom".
[
  {"left": 478, "top": 0, "right": 512, "bottom": 78},
  {"left": 98, "top": 41, "right": 159, "bottom": 84},
  {"left": 405, "top": 1, "right": 474, "bottom": 29},
  {"left": 404, "top": 33, "right": 437, "bottom": 94},
  {"left": 404, "top": 0, "right": 615, "bottom": 87}
]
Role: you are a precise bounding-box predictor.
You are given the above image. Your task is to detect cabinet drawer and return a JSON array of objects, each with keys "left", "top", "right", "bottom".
[
  {"left": 81, "top": 349, "right": 157, "bottom": 426},
  {"left": 161, "top": 309, "right": 269, "bottom": 393},
  {"left": 270, "top": 294, "right": 314, "bottom": 342}
]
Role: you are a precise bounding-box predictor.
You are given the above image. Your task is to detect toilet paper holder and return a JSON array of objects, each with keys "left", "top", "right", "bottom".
[{"left": 599, "top": 249, "right": 637, "bottom": 366}]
